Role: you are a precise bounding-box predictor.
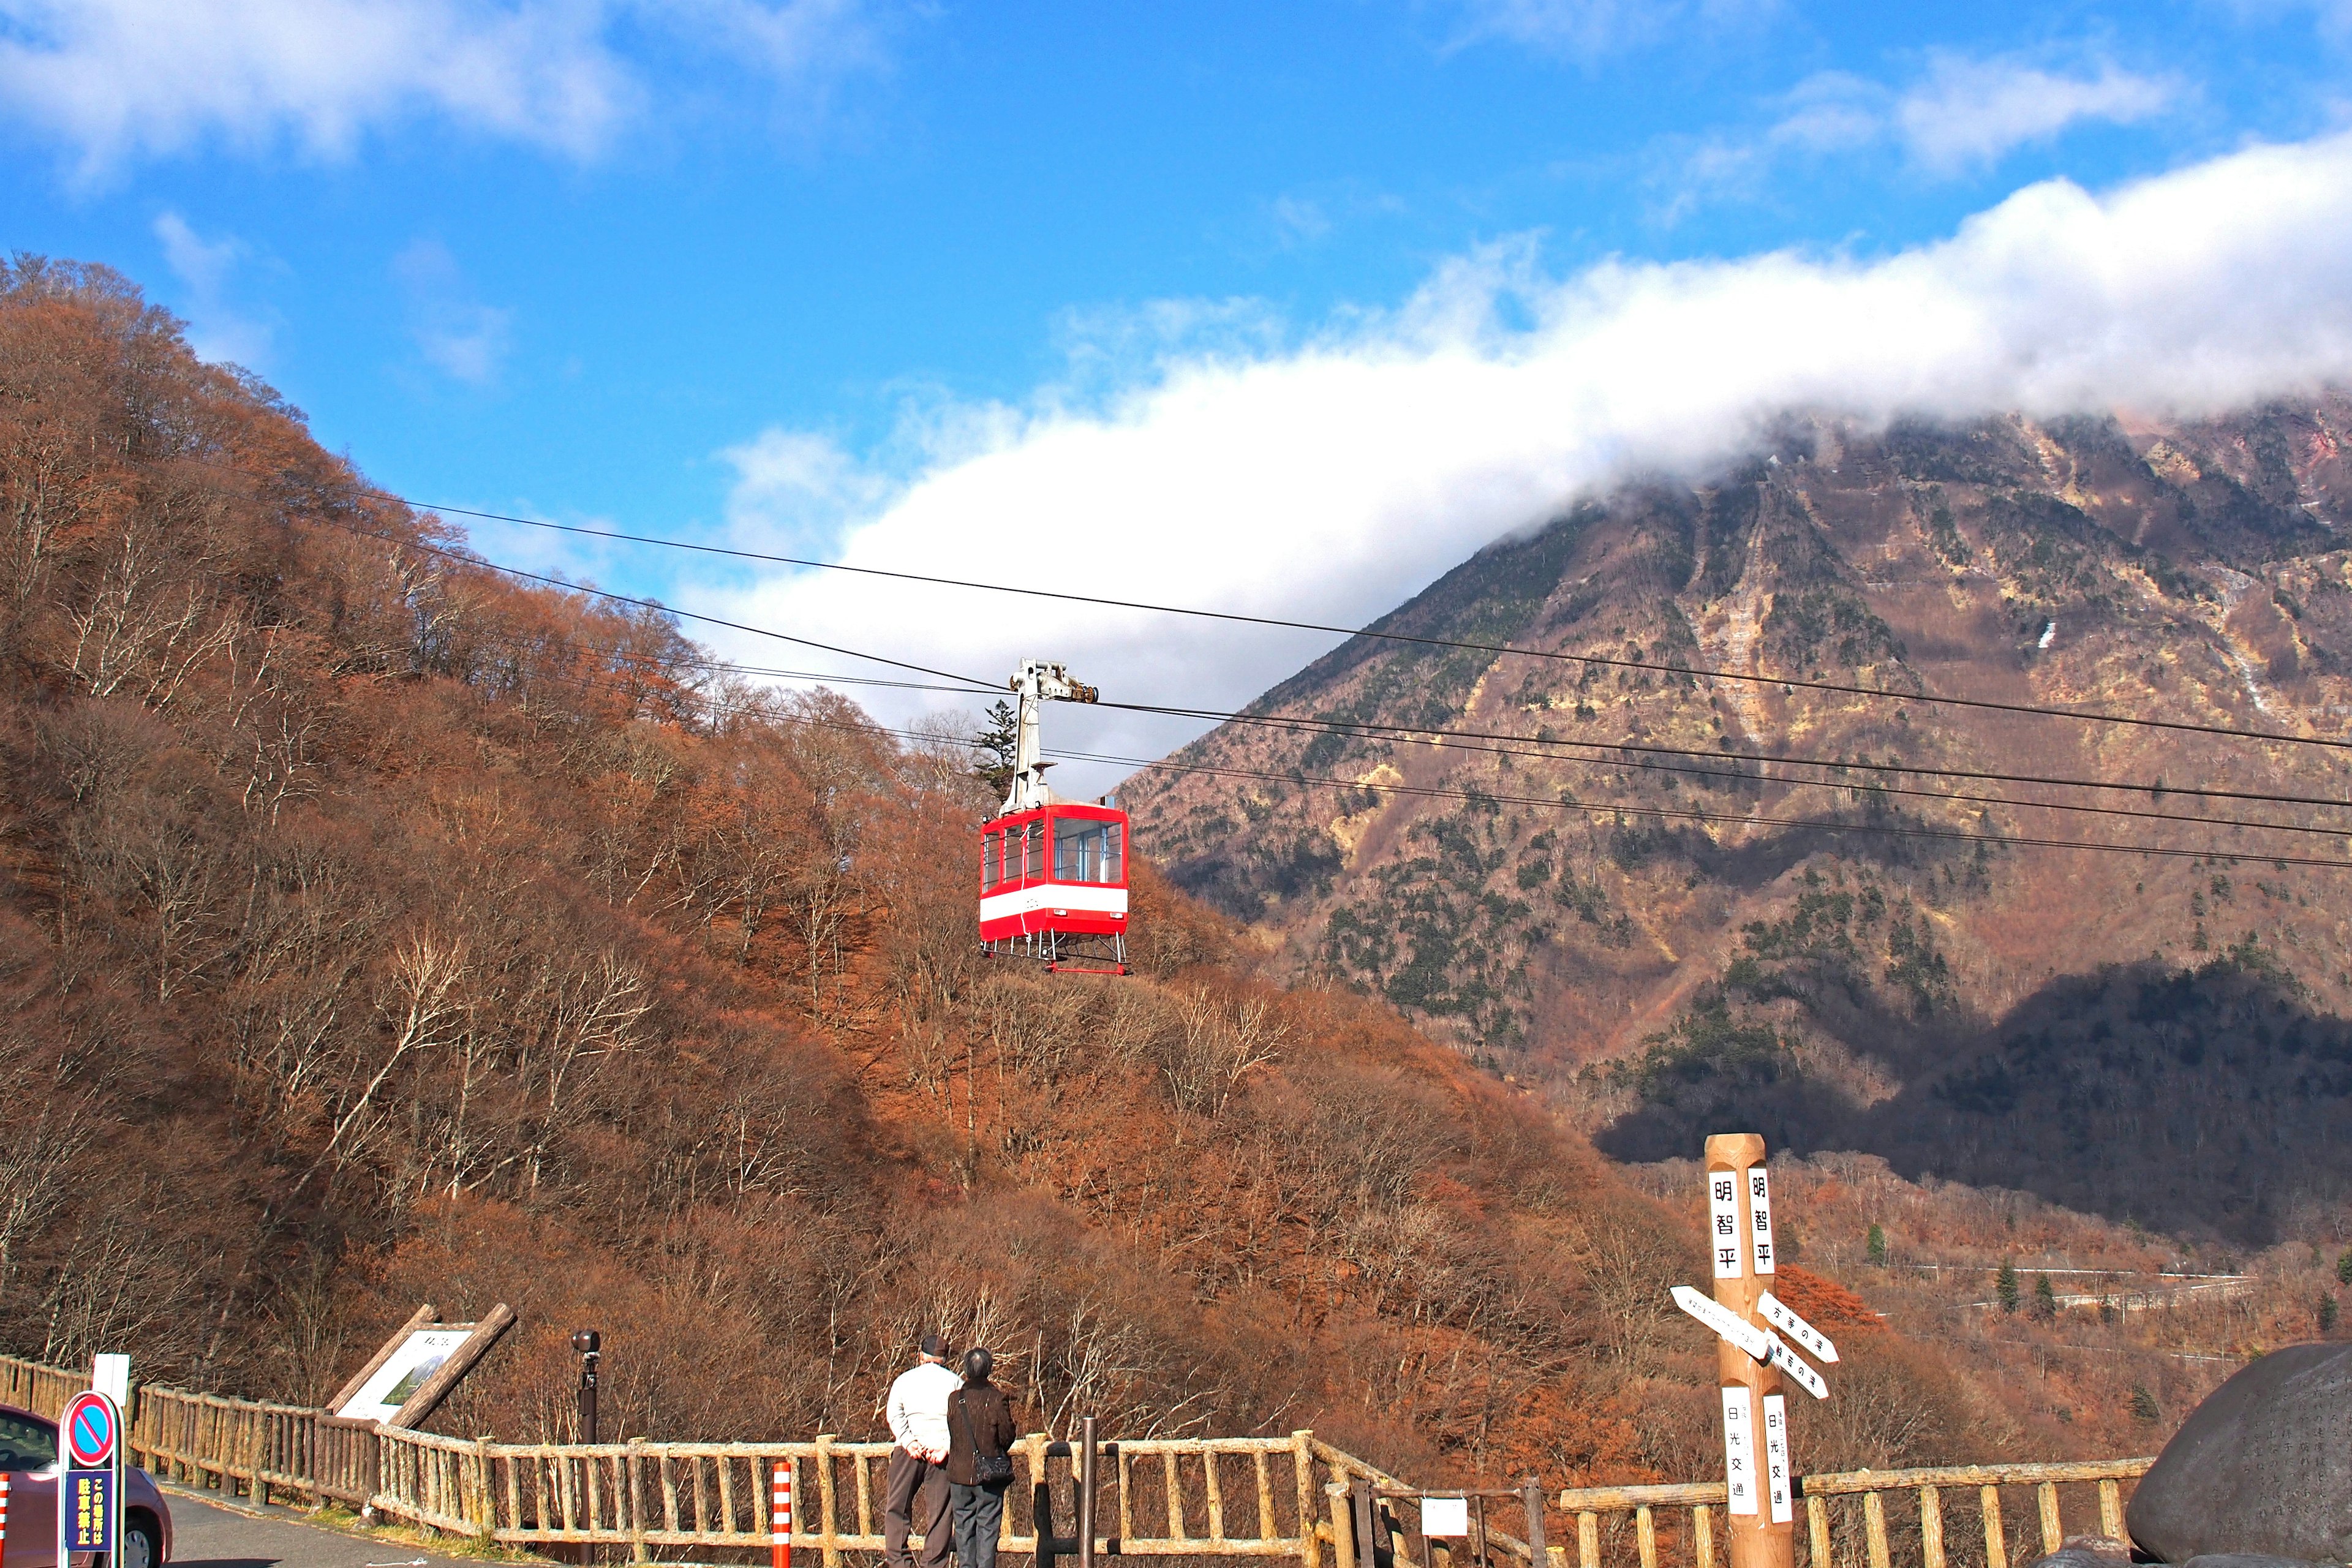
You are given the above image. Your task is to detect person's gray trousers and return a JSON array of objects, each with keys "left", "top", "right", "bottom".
[
  {"left": 883, "top": 1448, "right": 952, "bottom": 1568},
  {"left": 951, "top": 1479, "right": 1011, "bottom": 1568}
]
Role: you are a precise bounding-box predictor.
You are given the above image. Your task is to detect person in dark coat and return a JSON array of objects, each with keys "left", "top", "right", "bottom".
[{"left": 944, "top": 1346, "right": 1018, "bottom": 1568}]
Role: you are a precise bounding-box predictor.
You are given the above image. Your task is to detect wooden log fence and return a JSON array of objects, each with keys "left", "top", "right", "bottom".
[{"left": 0, "top": 1354, "right": 2152, "bottom": 1567}]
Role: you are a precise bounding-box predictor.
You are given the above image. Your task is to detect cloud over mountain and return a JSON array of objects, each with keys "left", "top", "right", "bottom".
[{"left": 704, "top": 130, "right": 2352, "bottom": 778}]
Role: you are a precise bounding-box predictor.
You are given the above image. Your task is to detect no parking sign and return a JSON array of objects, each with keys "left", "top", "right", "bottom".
[{"left": 59, "top": 1389, "right": 121, "bottom": 1557}]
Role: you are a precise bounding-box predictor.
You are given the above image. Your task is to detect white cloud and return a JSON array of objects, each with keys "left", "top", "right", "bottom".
[
  {"left": 393, "top": 238, "right": 511, "bottom": 387},
  {"left": 0, "top": 0, "right": 880, "bottom": 175},
  {"left": 1894, "top": 53, "right": 2176, "bottom": 174},
  {"left": 704, "top": 129, "right": 2352, "bottom": 789},
  {"left": 1661, "top": 51, "right": 2180, "bottom": 215},
  {"left": 153, "top": 211, "right": 276, "bottom": 367},
  {"left": 1446, "top": 0, "right": 1776, "bottom": 59}
]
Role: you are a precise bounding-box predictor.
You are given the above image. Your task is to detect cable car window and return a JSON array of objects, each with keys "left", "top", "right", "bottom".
[
  {"left": 982, "top": 832, "right": 1000, "bottom": 889},
  {"left": 1054, "top": 817, "right": 1124, "bottom": 883},
  {"left": 1025, "top": 822, "right": 1046, "bottom": 878}
]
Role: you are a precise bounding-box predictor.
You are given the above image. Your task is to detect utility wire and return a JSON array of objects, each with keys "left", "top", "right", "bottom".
[
  {"left": 450, "top": 619, "right": 2350, "bottom": 841},
  {"left": 315, "top": 518, "right": 1002, "bottom": 693},
  {"left": 367, "top": 518, "right": 2352, "bottom": 818},
  {"left": 499, "top": 647, "right": 2350, "bottom": 869},
  {"left": 336, "top": 516, "right": 2350, "bottom": 861},
  {"left": 430, "top": 580, "right": 2350, "bottom": 843},
  {"left": 359, "top": 486, "right": 2352, "bottom": 754}
]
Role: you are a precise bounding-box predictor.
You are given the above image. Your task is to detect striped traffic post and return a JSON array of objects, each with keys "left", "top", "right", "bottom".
[
  {"left": 772, "top": 1459, "right": 793, "bottom": 1568},
  {"left": 1, "top": 1468, "right": 11, "bottom": 1567}
]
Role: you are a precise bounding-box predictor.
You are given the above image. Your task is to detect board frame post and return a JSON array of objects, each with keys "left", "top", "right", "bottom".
[{"left": 1706, "top": 1133, "right": 1794, "bottom": 1568}]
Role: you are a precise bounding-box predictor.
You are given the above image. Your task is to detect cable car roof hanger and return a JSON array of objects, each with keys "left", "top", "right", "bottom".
[{"left": 980, "top": 659, "right": 1129, "bottom": 976}]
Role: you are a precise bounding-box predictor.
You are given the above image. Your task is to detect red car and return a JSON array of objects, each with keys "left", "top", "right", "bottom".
[{"left": 0, "top": 1404, "right": 172, "bottom": 1566}]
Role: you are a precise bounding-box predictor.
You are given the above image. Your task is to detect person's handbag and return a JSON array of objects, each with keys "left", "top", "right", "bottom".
[{"left": 957, "top": 1393, "right": 1015, "bottom": 1485}]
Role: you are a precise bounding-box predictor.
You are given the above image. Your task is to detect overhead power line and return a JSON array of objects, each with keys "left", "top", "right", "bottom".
[
  {"left": 360, "top": 485, "right": 2352, "bottom": 754},
  {"left": 486, "top": 657, "right": 2350, "bottom": 870},
  {"left": 449, "top": 619, "right": 2347, "bottom": 839},
  {"left": 328, "top": 515, "right": 2351, "bottom": 865}
]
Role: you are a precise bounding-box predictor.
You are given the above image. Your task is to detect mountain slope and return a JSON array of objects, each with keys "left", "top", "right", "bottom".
[{"left": 1125, "top": 401, "right": 2352, "bottom": 1242}]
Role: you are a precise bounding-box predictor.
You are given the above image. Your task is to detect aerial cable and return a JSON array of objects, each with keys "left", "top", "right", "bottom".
[
  {"left": 353, "top": 486, "right": 2352, "bottom": 754},
  {"left": 311, "top": 518, "right": 1002, "bottom": 693},
  {"left": 1047, "top": 747, "right": 2350, "bottom": 871},
  {"left": 335, "top": 518, "right": 2351, "bottom": 852},
  {"left": 479, "top": 660, "right": 2351, "bottom": 869},
  {"left": 518, "top": 651, "right": 2348, "bottom": 850},
  {"left": 443, "top": 602, "right": 2349, "bottom": 840},
  {"left": 1106, "top": 703, "right": 2352, "bottom": 815}
]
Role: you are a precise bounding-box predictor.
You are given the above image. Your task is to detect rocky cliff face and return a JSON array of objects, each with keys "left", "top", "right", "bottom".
[{"left": 1124, "top": 401, "right": 2352, "bottom": 1240}]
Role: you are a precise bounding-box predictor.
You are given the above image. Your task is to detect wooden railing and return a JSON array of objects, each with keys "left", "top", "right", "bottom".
[
  {"left": 0, "top": 1353, "right": 2151, "bottom": 1567},
  {"left": 1549, "top": 1460, "right": 2155, "bottom": 1568}
]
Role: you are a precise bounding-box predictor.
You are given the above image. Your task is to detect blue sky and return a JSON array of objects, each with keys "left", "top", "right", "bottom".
[{"left": 7, "top": 0, "right": 2352, "bottom": 776}]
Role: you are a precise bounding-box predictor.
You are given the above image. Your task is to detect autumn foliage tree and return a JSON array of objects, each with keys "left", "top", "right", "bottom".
[{"left": 0, "top": 255, "right": 2007, "bottom": 1484}]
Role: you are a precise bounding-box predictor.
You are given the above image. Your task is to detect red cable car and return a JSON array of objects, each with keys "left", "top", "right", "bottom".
[{"left": 979, "top": 660, "right": 1129, "bottom": 974}]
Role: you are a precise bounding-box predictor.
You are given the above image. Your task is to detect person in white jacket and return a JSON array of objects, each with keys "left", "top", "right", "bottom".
[{"left": 884, "top": 1334, "right": 960, "bottom": 1568}]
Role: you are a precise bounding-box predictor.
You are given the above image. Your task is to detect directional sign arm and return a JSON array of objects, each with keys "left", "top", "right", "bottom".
[
  {"left": 1757, "top": 1291, "right": 1839, "bottom": 1364},
  {"left": 1764, "top": 1333, "right": 1830, "bottom": 1400},
  {"left": 1670, "top": 1285, "right": 1771, "bottom": 1361}
]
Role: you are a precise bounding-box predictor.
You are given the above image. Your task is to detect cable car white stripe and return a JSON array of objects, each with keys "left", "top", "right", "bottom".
[{"left": 981, "top": 884, "right": 1128, "bottom": 920}]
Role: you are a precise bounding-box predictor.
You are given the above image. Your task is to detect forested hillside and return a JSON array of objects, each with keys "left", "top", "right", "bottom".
[
  {"left": 0, "top": 257, "right": 2053, "bottom": 1485},
  {"left": 1126, "top": 399, "right": 2352, "bottom": 1246}
]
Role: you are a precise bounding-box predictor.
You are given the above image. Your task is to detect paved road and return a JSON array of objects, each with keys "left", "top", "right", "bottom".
[{"left": 163, "top": 1485, "right": 510, "bottom": 1568}]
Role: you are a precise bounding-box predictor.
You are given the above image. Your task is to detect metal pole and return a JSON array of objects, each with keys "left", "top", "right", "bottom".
[
  {"left": 572, "top": 1330, "right": 601, "bottom": 1445},
  {"left": 1079, "top": 1417, "right": 1098, "bottom": 1568},
  {"left": 1520, "top": 1480, "right": 1546, "bottom": 1568}
]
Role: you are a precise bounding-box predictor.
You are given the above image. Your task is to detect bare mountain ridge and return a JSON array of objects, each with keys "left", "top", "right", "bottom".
[{"left": 1125, "top": 400, "right": 2352, "bottom": 1241}]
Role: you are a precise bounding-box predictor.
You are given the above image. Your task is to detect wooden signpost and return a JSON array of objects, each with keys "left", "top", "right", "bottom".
[{"left": 1667, "top": 1133, "right": 1841, "bottom": 1568}]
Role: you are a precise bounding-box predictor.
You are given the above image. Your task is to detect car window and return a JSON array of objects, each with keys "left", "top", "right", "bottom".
[{"left": 0, "top": 1412, "right": 56, "bottom": 1470}]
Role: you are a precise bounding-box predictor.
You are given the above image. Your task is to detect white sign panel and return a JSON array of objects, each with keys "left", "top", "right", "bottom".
[
  {"left": 1747, "top": 1166, "right": 1776, "bottom": 1276},
  {"left": 1758, "top": 1292, "right": 1839, "bottom": 1364},
  {"left": 1422, "top": 1498, "right": 1469, "bottom": 1537},
  {"left": 1721, "top": 1386, "right": 1758, "bottom": 1516},
  {"left": 1709, "top": 1170, "right": 1743, "bottom": 1279},
  {"left": 1766, "top": 1333, "right": 1830, "bottom": 1400},
  {"left": 1671, "top": 1285, "right": 1771, "bottom": 1361},
  {"left": 336, "top": 1327, "right": 474, "bottom": 1423},
  {"left": 92, "top": 1354, "right": 130, "bottom": 1405},
  {"left": 1762, "top": 1395, "right": 1793, "bottom": 1525}
]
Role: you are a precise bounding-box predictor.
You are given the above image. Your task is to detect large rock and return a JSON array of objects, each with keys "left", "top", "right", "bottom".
[{"left": 2127, "top": 1343, "right": 2352, "bottom": 1563}]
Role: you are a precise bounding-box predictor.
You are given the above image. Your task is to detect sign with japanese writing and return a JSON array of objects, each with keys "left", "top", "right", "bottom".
[
  {"left": 1747, "top": 1166, "right": 1776, "bottom": 1276},
  {"left": 1721, "top": 1386, "right": 1757, "bottom": 1517},
  {"left": 1757, "top": 1292, "right": 1838, "bottom": 1364},
  {"left": 1762, "top": 1396, "right": 1793, "bottom": 1526},
  {"left": 1765, "top": 1334, "right": 1830, "bottom": 1400},
  {"left": 1672, "top": 1285, "right": 1771, "bottom": 1360},
  {"left": 68, "top": 1470, "right": 113, "bottom": 1552},
  {"left": 1710, "top": 1170, "right": 1743, "bottom": 1279}
]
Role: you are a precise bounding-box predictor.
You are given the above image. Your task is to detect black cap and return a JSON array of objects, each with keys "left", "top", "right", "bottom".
[{"left": 920, "top": 1333, "right": 949, "bottom": 1359}]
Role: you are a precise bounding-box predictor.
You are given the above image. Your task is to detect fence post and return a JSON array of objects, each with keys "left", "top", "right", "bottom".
[
  {"left": 1352, "top": 1479, "right": 1377, "bottom": 1568},
  {"left": 1032, "top": 1434, "right": 1058, "bottom": 1568},
  {"left": 1293, "top": 1431, "right": 1319, "bottom": 1568},
  {"left": 814, "top": 1435, "right": 841, "bottom": 1568},
  {"left": 1521, "top": 1480, "right": 1548, "bottom": 1568},
  {"left": 1327, "top": 1482, "right": 1355, "bottom": 1568}
]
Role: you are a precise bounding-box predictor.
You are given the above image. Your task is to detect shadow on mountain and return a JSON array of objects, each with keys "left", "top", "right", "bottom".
[{"left": 1594, "top": 955, "right": 2352, "bottom": 1246}]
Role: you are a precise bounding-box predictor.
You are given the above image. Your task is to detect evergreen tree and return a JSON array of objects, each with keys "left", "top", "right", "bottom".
[
  {"left": 2130, "top": 1385, "right": 2162, "bottom": 1424},
  {"left": 2032, "top": 1273, "right": 2059, "bottom": 1321},
  {"left": 1866, "top": 1224, "right": 1887, "bottom": 1265},
  {"left": 1996, "top": 1259, "right": 2021, "bottom": 1314},
  {"left": 974, "top": 699, "right": 1020, "bottom": 795},
  {"left": 2321, "top": 1292, "right": 2340, "bottom": 1335},
  {"left": 2337, "top": 1249, "right": 2352, "bottom": 1287}
]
